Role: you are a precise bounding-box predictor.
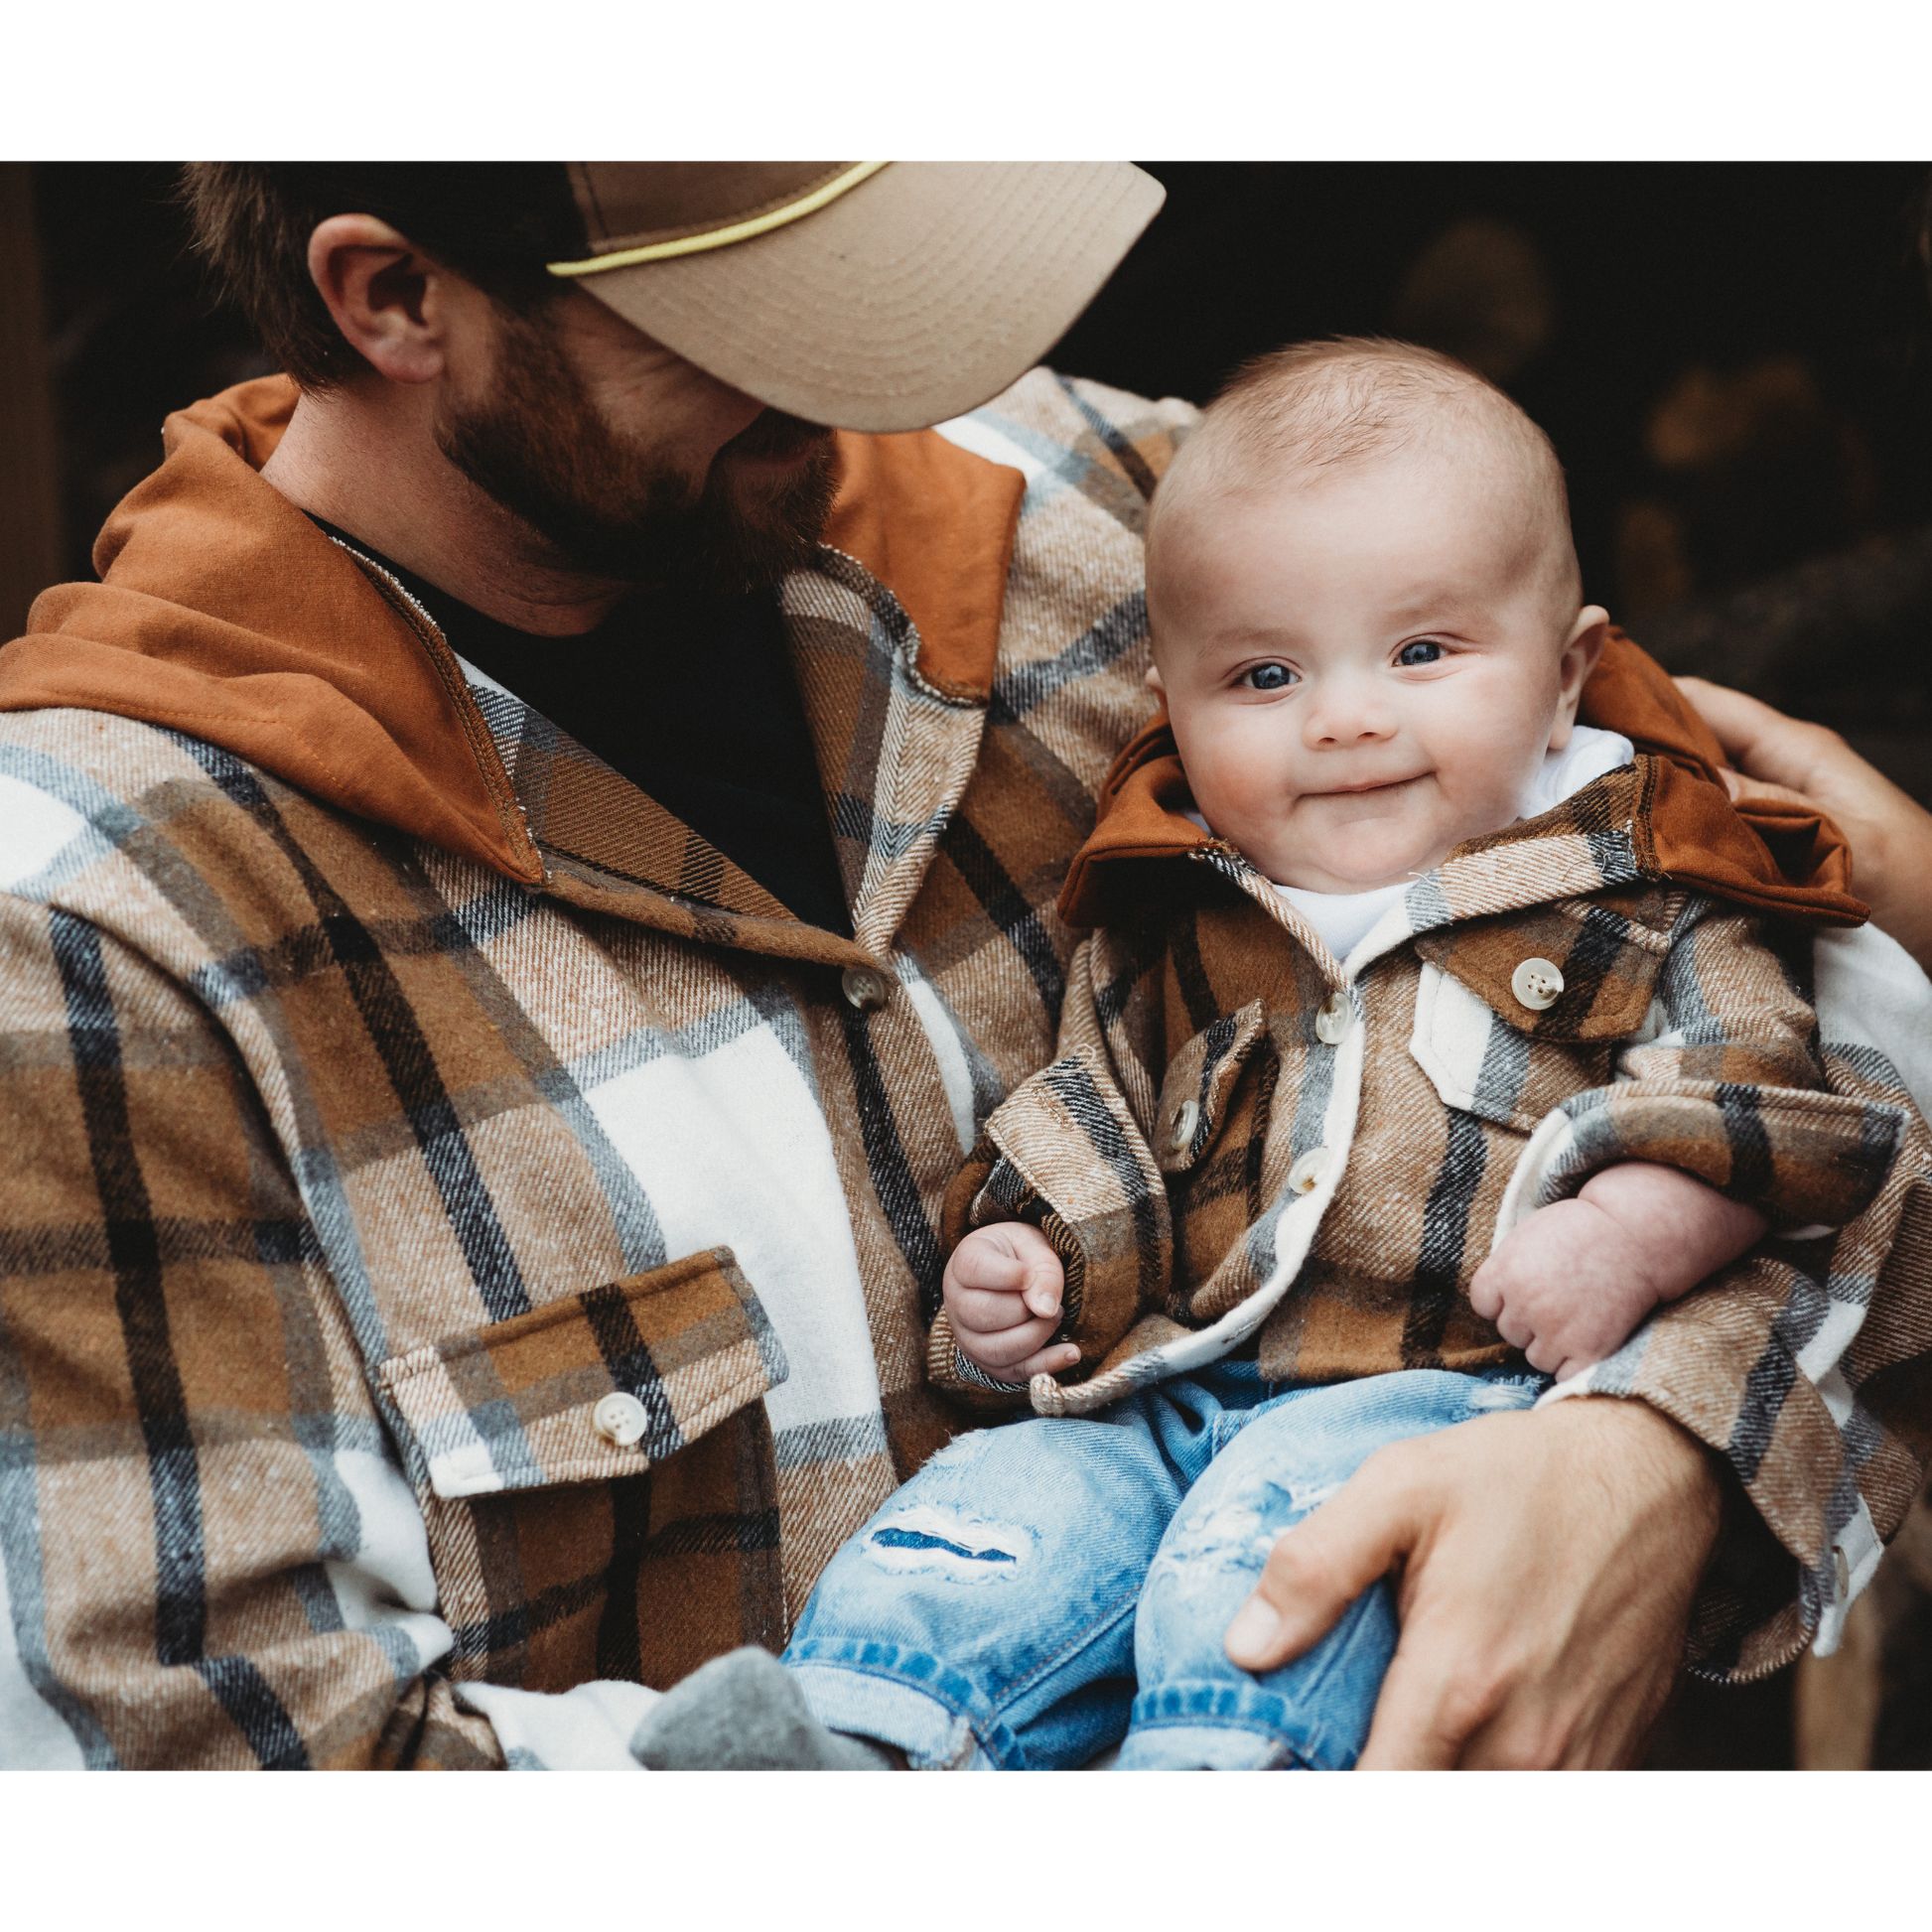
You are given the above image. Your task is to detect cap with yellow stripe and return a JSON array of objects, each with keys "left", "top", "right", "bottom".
[
  {"left": 549, "top": 163, "right": 888, "bottom": 276},
  {"left": 544, "top": 161, "right": 1165, "bottom": 434}
]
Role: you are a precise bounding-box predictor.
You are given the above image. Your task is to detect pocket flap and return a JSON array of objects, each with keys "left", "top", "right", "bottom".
[
  {"left": 376, "top": 1247, "right": 788, "bottom": 1500},
  {"left": 1412, "top": 888, "right": 1684, "bottom": 1041},
  {"left": 1157, "top": 1001, "right": 1270, "bottom": 1173}
]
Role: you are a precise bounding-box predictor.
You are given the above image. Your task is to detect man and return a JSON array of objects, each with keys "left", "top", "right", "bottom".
[{"left": 0, "top": 163, "right": 1922, "bottom": 1769}]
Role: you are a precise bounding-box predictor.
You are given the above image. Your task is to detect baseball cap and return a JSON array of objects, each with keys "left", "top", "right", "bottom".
[{"left": 544, "top": 162, "right": 1166, "bottom": 433}]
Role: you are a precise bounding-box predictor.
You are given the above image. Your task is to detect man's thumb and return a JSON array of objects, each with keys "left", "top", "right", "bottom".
[{"left": 1223, "top": 1473, "right": 1417, "bottom": 1674}]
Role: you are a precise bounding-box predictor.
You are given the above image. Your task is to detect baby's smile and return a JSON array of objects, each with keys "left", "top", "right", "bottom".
[{"left": 1146, "top": 444, "right": 1607, "bottom": 897}]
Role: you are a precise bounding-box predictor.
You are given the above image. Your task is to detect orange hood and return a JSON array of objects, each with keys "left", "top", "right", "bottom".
[
  {"left": 0, "top": 377, "right": 1025, "bottom": 882},
  {"left": 1059, "top": 629, "right": 1866, "bottom": 930}
]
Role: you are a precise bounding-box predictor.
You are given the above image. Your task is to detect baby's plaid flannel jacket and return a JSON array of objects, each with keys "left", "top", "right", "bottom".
[{"left": 935, "top": 734, "right": 1932, "bottom": 1679}]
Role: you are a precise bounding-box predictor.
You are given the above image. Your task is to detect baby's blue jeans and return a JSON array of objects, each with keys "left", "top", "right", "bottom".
[{"left": 782, "top": 1361, "right": 1547, "bottom": 1769}]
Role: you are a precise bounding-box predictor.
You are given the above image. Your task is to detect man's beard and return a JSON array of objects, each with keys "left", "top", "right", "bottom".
[{"left": 436, "top": 303, "right": 841, "bottom": 596}]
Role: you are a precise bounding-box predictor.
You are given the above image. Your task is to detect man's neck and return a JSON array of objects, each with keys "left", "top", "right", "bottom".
[{"left": 260, "top": 383, "right": 631, "bottom": 636}]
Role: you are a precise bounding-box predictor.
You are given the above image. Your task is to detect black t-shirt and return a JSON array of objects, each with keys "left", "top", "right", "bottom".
[{"left": 311, "top": 518, "right": 853, "bottom": 936}]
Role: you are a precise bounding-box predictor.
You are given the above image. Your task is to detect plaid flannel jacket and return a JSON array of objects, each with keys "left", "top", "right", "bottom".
[
  {"left": 936, "top": 761, "right": 1932, "bottom": 1677},
  {"left": 0, "top": 368, "right": 1196, "bottom": 1768}
]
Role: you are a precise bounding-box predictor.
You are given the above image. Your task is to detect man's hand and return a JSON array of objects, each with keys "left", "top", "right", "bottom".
[
  {"left": 1222, "top": 1397, "right": 1723, "bottom": 1766},
  {"left": 943, "top": 1223, "right": 1079, "bottom": 1381},
  {"left": 1676, "top": 675, "right": 1932, "bottom": 975},
  {"left": 1470, "top": 1164, "right": 1768, "bottom": 1384}
]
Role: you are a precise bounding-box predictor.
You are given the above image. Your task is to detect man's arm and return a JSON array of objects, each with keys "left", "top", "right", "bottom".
[{"left": 0, "top": 894, "right": 511, "bottom": 1766}]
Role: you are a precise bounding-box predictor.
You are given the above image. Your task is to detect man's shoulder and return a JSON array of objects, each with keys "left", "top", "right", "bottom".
[
  {"left": 0, "top": 703, "right": 206, "bottom": 839},
  {"left": 0, "top": 704, "right": 382, "bottom": 940},
  {"left": 937, "top": 366, "right": 1199, "bottom": 529}
]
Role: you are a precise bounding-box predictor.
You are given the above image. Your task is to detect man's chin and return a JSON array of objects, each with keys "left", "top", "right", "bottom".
[{"left": 694, "top": 440, "right": 842, "bottom": 592}]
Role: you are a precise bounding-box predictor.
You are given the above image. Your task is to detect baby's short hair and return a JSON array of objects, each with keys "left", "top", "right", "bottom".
[{"left": 1150, "top": 337, "right": 1582, "bottom": 620}]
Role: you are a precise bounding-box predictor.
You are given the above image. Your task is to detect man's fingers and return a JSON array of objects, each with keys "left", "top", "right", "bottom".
[
  {"left": 1720, "top": 768, "right": 1822, "bottom": 814},
  {"left": 1673, "top": 676, "right": 1794, "bottom": 775},
  {"left": 1674, "top": 676, "right": 1843, "bottom": 796},
  {"left": 1224, "top": 1457, "right": 1422, "bottom": 1673},
  {"left": 1354, "top": 1641, "right": 1480, "bottom": 1769}
]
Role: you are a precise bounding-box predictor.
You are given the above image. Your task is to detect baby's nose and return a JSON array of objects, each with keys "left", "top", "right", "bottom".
[{"left": 1305, "top": 694, "right": 1396, "bottom": 746}]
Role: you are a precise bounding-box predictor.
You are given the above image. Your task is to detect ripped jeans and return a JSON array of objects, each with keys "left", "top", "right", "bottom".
[{"left": 781, "top": 1361, "right": 1546, "bottom": 1769}]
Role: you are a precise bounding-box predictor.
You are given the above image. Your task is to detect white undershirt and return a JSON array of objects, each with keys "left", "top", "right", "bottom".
[{"left": 1186, "top": 724, "right": 1635, "bottom": 962}]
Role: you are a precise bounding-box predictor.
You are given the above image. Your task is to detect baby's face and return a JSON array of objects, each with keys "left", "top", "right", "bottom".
[{"left": 1148, "top": 452, "right": 1606, "bottom": 895}]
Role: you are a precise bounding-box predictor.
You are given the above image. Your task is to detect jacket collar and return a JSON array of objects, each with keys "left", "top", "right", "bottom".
[
  {"left": 0, "top": 377, "right": 1026, "bottom": 965},
  {"left": 1198, "top": 759, "right": 1662, "bottom": 979}
]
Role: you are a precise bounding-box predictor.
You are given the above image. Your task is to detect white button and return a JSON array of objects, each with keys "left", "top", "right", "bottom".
[
  {"left": 1834, "top": 1545, "right": 1851, "bottom": 1600},
  {"left": 1510, "top": 957, "right": 1565, "bottom": 1013},
  {"left": 841, "top": 965, "right": 891, "bottom": 1011},
  {"left": 1170, "top": 1098, "right": 1200, "bottom": 1154},
  {"left": 1288, "top": 1147, "right": 1330, "bottom": 1195},
  {"left": 1314, "top": 990, "right": 1351, "bottom": 1044},
  {"left": 593, "top": 1392, "right": 648, "bottom": 1449}
]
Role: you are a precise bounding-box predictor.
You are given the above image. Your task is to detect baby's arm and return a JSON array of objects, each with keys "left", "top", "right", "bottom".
[
  {"left": 1469, "top": 1162, "right": 1767, "bottom": 1384},
  {"left": 944, "top": 1223, "right": 1082, "bottom": 1383}
]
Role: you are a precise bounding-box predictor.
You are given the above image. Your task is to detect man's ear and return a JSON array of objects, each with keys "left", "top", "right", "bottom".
[
  {"left": 307, "top": 213, "right": 450, "bottom": 385},
  {"left": 1547, "top": 606, "right": 1610, "bottom": 751}
]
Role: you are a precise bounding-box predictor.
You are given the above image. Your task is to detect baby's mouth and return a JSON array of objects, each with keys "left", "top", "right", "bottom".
[{"left": 1309, "top": 772, "right": 1428, "bottom": 797}]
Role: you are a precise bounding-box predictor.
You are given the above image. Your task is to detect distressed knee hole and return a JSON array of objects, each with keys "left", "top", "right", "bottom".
[
  {"left": 863, "top": 1504, "right": 1034, "bottom": 1583},
  {"left": 1148, "top": 1475, "right": 1342, "bottom": 1595}
]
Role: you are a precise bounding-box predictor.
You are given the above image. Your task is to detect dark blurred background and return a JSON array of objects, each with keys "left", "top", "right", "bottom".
[
  {"left": 2, "top": 160, "right": 1930, "bottom": 1766},
  {"left": 7, "top": 161, "right": 1932, "bottom": 803}
]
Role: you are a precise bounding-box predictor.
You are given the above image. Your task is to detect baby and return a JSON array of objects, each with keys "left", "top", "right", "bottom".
[{"left": 760, "top": 340, "right": 1902, "bottom": 1771}]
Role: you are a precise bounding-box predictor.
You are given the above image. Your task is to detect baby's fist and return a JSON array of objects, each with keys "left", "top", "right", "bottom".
[
  {"left": 943, "top": 1224, "right": 1078, "bottom": 1382},
  {"left": 1468, "top": 1198, "right": 1661, "bottom": 1385}
]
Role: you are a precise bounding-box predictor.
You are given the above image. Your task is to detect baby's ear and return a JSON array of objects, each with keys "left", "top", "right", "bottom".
[
  {"left": 1145, "top": 661, "right": 1168, "bottom": 694},
  {"left": 1549, "top": 607, "right": 1610, "bottom": 749}
]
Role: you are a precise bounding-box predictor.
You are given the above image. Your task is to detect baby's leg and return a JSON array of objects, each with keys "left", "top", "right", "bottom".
[
  {"left": 1117, "top": 1368, "right": 1544, "bottom": 1770},
  {"left": 781, "top": 1387, "right": 1224, "bottom": 1770}
]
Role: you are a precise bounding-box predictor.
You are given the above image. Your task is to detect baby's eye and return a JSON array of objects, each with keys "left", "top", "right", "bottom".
[
  {"left": 1243, "top": 663, "right": 1296, "bottom": 691},
  {"left": 1396, "top": 639, "right": 1446, "bottom": 667}
]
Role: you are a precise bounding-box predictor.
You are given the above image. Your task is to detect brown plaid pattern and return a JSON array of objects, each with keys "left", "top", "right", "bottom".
[
  {"left": 0, "top": 369, "right": 1195, "bottom": 1766},
  {"left": 939, "top": 762, "right": 1932, "bottom": 1676},
  {"left": 376, "top": 1249, "right": 788, "bottom": 1499}
]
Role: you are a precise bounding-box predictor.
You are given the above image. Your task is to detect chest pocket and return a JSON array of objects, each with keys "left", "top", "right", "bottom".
[
  {"left": 1407, "top": 891, "right": 1683, "bottom": 1134},
  {"left": 1156, "top": 1000, "right": 1271, "bottom": 1174},
  {"left": 377, "top": 1247, "right": 788, "bottom": 1500}
]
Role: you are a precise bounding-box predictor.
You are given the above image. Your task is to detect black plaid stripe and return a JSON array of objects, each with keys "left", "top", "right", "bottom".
[{"left": 51, "top": 907, "right": 312, "bottom": 1767}]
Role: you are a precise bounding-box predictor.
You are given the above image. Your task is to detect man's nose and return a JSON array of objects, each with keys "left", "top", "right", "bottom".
[{"left": 1302, "top": 673, "right": 1396, "bottom": 749}]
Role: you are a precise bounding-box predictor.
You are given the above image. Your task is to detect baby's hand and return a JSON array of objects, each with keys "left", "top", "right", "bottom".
[
  {"left": 1469, "top": 1162, "right": 1768, "bottom": 1383},
  {"left": 943, "top": 1224, "right": 1079, "bottom": 1382}
]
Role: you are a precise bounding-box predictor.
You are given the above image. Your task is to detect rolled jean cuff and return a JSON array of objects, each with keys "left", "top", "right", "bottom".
[
  {"left": 1122, "top": 1679, "right": 1362, "bottom": 1770},
  {"left": 786, "top": 1649, "right": 999, "bottom": 1770}
]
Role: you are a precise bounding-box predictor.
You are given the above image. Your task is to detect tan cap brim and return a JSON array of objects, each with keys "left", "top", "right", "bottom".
[{"left": 568, "top": 162, "right": 1165, "bottom": 434}]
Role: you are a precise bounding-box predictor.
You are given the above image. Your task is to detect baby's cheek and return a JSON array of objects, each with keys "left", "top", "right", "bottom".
[{"left": 1435, "top": 765, "right": 1532, "bottom": 844}]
